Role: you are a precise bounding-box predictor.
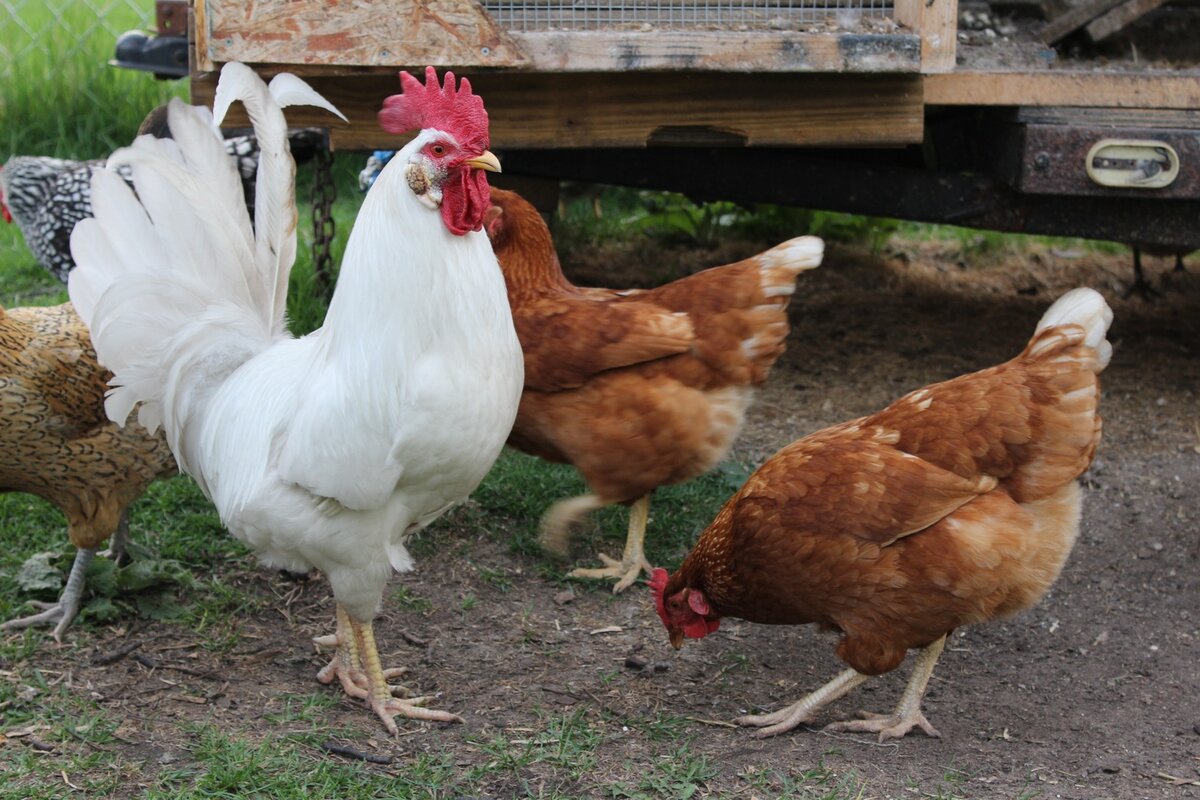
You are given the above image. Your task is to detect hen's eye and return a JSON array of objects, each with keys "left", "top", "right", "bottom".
[{"left": 431, "top": 144, "right": 446, "bottom": 156}]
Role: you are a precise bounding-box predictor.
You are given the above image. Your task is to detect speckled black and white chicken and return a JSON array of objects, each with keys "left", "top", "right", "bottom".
[{"left": 1, "top": 120, "right": 324, "bottom": 283}]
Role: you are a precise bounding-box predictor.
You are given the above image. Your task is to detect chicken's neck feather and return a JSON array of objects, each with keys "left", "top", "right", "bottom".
[{"left": 318, "top": 146, "right": 508, "bottom": 364}]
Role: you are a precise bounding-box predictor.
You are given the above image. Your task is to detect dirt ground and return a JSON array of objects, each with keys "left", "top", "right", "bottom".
[{"left": 11, "top": 237, "right": 1200, "bottom": 798}]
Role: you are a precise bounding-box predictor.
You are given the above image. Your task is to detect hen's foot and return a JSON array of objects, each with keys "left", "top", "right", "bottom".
[
  {"left": 567, "top": 494, "right": 653, "bottom": 593},
  {"left": 736, "top": 668, "right": 869, "bottom": 738},
  {"left": 1, "top": 547, "right": 94, "bottom": 641},
  {"left": 823, "top": 635, "right": 947, "bottom": 742},
  {"left": 569, "top": 552, "right": 652, "bottom": 593},
  {"left": 2, "top": 601, "right": 68, "bottom": 634},
  {"left": 735, "top": 704, "right": 815, "bottom": 738},
  {"left": 99, "top": 513, "right": 132, "bottom": 566},
  {"left": 824, "top": 709, "right": 941, "bottom": 742}
]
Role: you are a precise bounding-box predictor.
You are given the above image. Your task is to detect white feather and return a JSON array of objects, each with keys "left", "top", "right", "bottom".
[
  {"left": 1033, "top": 287, "right": 1114, "bottom": 369},
  {"left": 67, "top": 63, "right": 524, "bottom": 628}
]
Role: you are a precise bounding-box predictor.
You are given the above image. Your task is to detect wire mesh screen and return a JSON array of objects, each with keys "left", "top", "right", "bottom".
[{"left": 483, "top": 0, "right": 893, "bottom": 31}]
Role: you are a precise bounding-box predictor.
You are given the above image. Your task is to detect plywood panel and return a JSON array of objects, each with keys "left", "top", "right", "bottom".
[{"left": 202, "top": 0, "right": 530, "bottom": 70}]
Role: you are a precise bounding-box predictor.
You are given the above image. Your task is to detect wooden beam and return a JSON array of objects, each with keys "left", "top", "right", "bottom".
[
  {"left": 924, "top": 71, "right": 1200, "bottom": 108},
  {"left": 895, "top": 0, "right": 959, "bottom": 73},
  {"left": 506, "top": 30, "right": 920, "bottom": 72},
  {"left": 1084, "top": 0, "right": 1168, "bottom": 41},
  {"left": 193, "top": 72, "right": 924, "bottom": 149},
  {"left": 1038, "top": 0, "right": 1126, "bottom": 43}
]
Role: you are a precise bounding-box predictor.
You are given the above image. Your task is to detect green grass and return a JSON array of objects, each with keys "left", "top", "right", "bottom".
[{"left": 1, "top": 3, "right": 185, "bottom": 159}]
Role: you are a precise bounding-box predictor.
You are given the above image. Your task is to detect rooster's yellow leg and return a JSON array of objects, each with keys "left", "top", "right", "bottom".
[
  {"left": 568, "top": 494, "right": 653, "bottom": 593},
  {"left": 824, "top": 635, "right": 945, "bottom": 741},
  {"left": 316, "top": 605, "right": 412, "bottom": 698},
  {"left": 737, "top": 667, "right": 871, "bottom": 738},
  {"left": 315, "top": 603, "right": 369, "bottom": 698},
  {"left": 350, "top": 617, "right": 463, "bottom": 735}
]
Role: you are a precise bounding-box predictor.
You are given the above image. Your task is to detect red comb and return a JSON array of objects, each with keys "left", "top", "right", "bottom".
[
  {"left": 378, "top": 66, "right": 489, "bottom": 152},
  {"left": 648, "top": 567, "right": 669, "bottom": 593}
]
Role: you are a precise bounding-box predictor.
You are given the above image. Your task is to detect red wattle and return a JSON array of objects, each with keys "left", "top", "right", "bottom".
[{"left": 440, "top": 167, "right": 492, "bottom": 236}]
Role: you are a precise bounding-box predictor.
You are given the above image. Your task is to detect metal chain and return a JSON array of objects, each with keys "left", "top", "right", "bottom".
[{"left": 309, "top": 145, "right": 337, "bottom": 300}]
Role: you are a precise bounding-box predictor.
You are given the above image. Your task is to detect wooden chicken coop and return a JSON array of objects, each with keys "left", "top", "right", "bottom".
[{"left": 185, "top": 0, "right": 1200, "bottom": 249}]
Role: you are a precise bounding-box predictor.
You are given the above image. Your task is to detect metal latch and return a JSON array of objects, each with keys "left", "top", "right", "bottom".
[{"left": 1086, "top": 139, "right": 1179, "bottom": 189}]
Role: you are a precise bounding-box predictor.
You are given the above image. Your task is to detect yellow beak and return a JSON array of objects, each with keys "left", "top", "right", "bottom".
[
  {"left": 464, "top": 150, "right": 501, "bottom": 173},
  {"left": 669, "top": 629, "right": 684, "bottom": 650}
]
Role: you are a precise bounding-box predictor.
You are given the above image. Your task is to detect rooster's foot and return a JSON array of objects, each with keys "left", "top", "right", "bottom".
[
  {"left": 824, "top": 709, "right": 941, "bottom": 742},
  {"left": 370, "top": 694, "right": 463, "bottom": 736},
  {"left": 315, "top": 633, "right": 412, "bottom": 698},
  {"left": 569, "top": 552, "right": 652, "bottom": 593}
]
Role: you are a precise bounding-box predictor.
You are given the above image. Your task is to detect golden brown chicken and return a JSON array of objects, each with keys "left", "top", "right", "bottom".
[
  {"left": 0, "top": 302, "right": 176, "bottom": 640},
  {"left": 651, "top": 288, "right": 1111, "bottom": 740},
  {"left": 486, "top": 187, "right": 823, "bottom": 591}
]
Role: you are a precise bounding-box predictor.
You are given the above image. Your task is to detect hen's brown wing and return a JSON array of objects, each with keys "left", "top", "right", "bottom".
[
  {"left": 737, "top": 425, "right": 997, "bottom": 549},
  {"left": 515, "top": 293, "right": 695, "bottom": 392}
]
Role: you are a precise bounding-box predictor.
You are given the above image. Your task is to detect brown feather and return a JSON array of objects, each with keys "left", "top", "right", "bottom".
[
  {"left": 668, "top": 311, "right": 1103, "bottom": 677},
  {"left": 489, "top": 187, "right": 817, "bottom": 504},
  {"left": 0, "top": 303, "right": 177, "bottom": 549}
]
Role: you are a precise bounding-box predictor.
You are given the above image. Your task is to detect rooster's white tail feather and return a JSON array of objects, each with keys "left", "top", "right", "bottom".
[{"left": 67, "top": 64, "right": 341, "bottom": 475}]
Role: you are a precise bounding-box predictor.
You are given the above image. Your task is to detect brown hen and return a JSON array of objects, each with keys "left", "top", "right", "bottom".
[
  {"left": 0, "top": 303, "right": 176, "bottom": 640},
  {"left": 486, "top": 187, "right": 823, "bottom": 591},
  {"left": 652, "top": 288, "right": 1112, "bottom": 740}
]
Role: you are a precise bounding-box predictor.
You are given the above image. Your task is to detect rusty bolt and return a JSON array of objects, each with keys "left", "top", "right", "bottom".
[{"left": 1033, "top": 152, "right": 1050, "bottom": 171}]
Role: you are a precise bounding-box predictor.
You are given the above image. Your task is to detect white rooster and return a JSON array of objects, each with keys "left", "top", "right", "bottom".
[{"left": 67, "top": 63, "right": 524, "bottom": 733}]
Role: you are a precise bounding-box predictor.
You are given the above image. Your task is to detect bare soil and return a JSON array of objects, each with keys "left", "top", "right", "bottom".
[{"left": 10, "top": 238, "right": 1200, "bottom": 798}]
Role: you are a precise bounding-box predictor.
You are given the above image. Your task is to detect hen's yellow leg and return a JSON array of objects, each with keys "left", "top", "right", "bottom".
[
  {"left": 568, "top": 494, "right": 653, "bottom": 593},
  {"left": 737, "top": 668, "right": 870, "bottom": 738},
  {"left": 350, "top": 617, "right": 463, "bottom": 735},
  {"left": 824, "top": 635, "right": 946, "bottom": 741}
]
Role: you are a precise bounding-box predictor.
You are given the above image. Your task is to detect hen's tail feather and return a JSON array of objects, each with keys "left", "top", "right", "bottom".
[
  {"left": 67, "top": 65, "right": 341, "bottom": 475},
  {"left": 1007, "top": 287, "right": 1113, "bottom": 501},
  {"left": 1030, "top": 286, "right": 1113, "bottom": 371},
  {"left": 734, "top": 235, "right": 825, "bottom": 381}
]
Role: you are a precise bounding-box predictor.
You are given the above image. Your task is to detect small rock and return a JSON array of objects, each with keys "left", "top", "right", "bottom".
[
  {"left": 552, "top": 589, "right": 575, "bottom": 605},
  {"left": 625, "top": 655, "right": 649, "bottom": 671},
  {"left": 1100, "top": 765, "right": 1121, "bottom": 774}
]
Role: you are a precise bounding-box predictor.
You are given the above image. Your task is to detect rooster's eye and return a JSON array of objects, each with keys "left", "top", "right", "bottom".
[{"left": 431, "top": 144, "right": 446, "bottom": 156}]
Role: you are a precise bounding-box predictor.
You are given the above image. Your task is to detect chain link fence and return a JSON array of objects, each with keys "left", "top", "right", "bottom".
[
  {"left": 0, "top": 0, "right": 156, "bottom": 77},
  {"left": 1, "top": 0, "right": 182, "bottom": 157}
]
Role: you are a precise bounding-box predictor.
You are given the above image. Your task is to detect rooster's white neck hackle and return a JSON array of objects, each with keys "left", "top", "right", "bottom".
[{"left": 320, "top": 130, "right": 503, "bottom": 364}]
